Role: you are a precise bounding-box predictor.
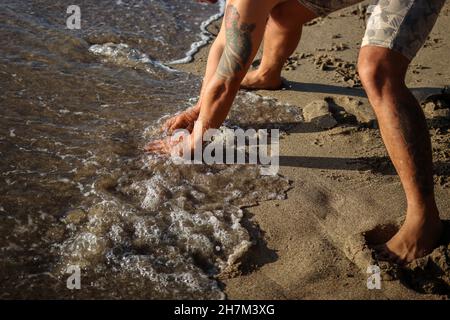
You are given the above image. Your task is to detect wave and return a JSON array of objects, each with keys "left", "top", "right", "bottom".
[{"left": 168, "top": 0, "right": 226, "bottom": 65}]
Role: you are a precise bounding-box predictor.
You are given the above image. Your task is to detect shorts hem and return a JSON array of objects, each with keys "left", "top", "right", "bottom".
[
  {"left": 361, "top": 39, "right": 414, "bottom": 61},
  {"left": 296, "top": 0, "right": 328, "bottom": 17}
]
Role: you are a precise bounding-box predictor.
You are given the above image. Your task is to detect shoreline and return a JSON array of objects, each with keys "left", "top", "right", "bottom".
[
  {"left": 168, "top": 0, "right": 226, "bottom": 65},
  {"left": 177, "top": 1, "right": 450, "bottom": 299}
]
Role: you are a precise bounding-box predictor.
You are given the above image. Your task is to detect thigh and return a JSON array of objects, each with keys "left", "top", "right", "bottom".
[
  {"left": 269, "top": 0, "right": 318, "bottom": 27},
  {"left": 296, "top": 0, "right": 364, "bottom": 17},
  {"left": 361, "top": 0, "right": 446, "bottom": 61}
]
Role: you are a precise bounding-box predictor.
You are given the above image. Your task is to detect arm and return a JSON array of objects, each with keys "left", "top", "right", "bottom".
[
  {"left": 147, "top": 0, "right": 280, "bottom": 154},
  {"left": 161, "top": 17, "right": 226, "bottom": 133},
  {"left": 192, "top": 0, "right": 278, "bottom": 141},
  {"left": 193, "top": 18, "right": 227, "bottom": 112}
]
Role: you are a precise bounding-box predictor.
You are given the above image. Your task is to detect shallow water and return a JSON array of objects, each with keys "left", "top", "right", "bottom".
[{"left": 0, "top": 0, "right": 299, "bottom": 299}]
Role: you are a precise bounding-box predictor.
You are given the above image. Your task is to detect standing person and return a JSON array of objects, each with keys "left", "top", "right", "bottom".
[{"left": 146, "top": 0, "right": 447, "bottom": 264}]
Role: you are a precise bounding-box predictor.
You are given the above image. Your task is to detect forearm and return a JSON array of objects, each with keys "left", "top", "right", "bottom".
[
  {"left": 189, "top": 43, "right": 223, "bottom": 116},
  {"left": 197, "top": 77, "right": 241, "bottom": 130},
  {"left": 193, "top": 23, "right": 226, "bottom": 113}
]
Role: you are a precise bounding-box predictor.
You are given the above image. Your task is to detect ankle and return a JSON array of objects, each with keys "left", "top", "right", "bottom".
[
  {"left": 405, "top": 203, "right": 441, "bottom": 224},
  {"left": 256, "top": 65, "right": 283, "bottom": 79}
]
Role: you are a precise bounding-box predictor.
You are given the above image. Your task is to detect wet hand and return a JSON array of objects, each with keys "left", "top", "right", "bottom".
[
  {"left": 144, "top": 133, "right": 194, "bottom": 158},
  {"left": 161, "top": 107, "right": 199, "bottom": 134}
]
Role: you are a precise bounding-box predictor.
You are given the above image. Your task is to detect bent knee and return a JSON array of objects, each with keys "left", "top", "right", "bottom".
[
  {"left": 269, "top": 6, "right": 296, "bottom": 30},
  {"left": 269, "top": 0, "right": 315, "bottom": 28},
  {"left": 358, "top": 60, "right": 388, "bottom": 97},
  {"left": 357, "top": 47, "right": 409, "bottom": 97}
]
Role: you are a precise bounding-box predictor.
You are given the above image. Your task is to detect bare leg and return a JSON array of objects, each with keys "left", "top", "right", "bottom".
[
  {"left": 358, "top": 46, "right": 443, "bottom": 264},
  {"left": 240, "top": 0, "right": 316, "bottom": 90}
]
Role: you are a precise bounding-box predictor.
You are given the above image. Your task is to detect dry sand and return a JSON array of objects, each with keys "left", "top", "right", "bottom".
[{"left": 178, "top": 1, "right": 450, "bottom": 299}]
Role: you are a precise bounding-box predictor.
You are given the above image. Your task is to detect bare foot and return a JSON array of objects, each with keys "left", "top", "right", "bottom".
[
  {"left": 240, "top": 69, "right": 283, "bottom": 90},
  {"left": 377, "top": 212, "right": 443, "bottom": 265}
]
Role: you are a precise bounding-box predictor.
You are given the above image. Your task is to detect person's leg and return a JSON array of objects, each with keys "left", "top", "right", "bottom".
[
  {"left": 240, "top": 0, "right": 317, "bottom": 90},
  {"left": 358, "top": 46, "right": 443, "bottom": 264}
]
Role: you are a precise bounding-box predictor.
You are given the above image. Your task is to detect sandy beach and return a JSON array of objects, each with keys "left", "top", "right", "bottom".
[
  {"left": 1, "top": 0, "right": 449, "bottom": 300},
  {"left": 178, "top": 1, "right": 450, "bottom": 299}
]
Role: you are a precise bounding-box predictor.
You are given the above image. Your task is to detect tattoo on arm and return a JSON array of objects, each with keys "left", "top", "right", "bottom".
[{"left": 216, "top": 4, "right": 256, "bottom": 79}]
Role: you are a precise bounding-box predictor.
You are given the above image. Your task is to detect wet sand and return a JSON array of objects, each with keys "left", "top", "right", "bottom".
[{"left": 178, "top": 1, "right": 450, "bottom": 299}]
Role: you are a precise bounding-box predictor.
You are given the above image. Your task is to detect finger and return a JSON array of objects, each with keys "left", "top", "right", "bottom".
[
  {"left": 144, "top": 143, "right": 160, "bottom": 153},
  {"left": 394, "top": 257, "right": 406, "bottom": 266},
  {"left": 373, "top": 244, "right": 389, "bottom": 261},
  {"left": 144, "top": 140, "right": 165, "bottom": 153},
  {"left": 186, "top": 122, "right": 194, "bottom": 132},
  {"left": 162, "top": 118, "right": 175, "bottom": 132},
  {"left": 374, "top": 245, "right": 403, "bottom": 265},
  {"left": 168, "top": 118, "right": 186, "bottom": 133},
  {"left": 167, "top": 120, "right": 179, "bottom": 134},
  {"left": 148, "top": 138, "right": 176, "bottom": 155}
]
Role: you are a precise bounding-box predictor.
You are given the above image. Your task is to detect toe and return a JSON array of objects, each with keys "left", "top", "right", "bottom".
[
  {"left": 374, "top": 244, "right": 404, "bottom": 265},
  {"left": 373, "top": 244, "right": 390, "bottom": 261},
  {"left": 144, "top": 140, "right": 165, "bottom": 153}
]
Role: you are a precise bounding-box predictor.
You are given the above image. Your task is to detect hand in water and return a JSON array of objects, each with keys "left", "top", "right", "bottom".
[
  {"left": 144, "top": 133, "right": 193, "bottom": 157},
  {"left": 162, "top": 106, "right": 199, "bottom": 134},
  {"left": 148, "top": 117, "right": 207, "bottom": 157}
]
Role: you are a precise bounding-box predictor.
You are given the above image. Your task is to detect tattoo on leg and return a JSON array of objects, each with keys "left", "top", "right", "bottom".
[{"left": 216, "top": 4, "right": 256, "bottom": 79}]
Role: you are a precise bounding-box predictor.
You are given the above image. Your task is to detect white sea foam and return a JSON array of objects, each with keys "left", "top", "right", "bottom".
[
  {"left": 89, "top": 43, "right": 177, "bottom": 73},
  {"left": 168, "top": 0, "right": 226, "bottom": 65}
]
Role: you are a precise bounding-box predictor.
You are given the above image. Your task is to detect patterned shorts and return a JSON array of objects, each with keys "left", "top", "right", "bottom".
[{"left": 297, "top": 0, "right": 447, "bottom": 60}]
